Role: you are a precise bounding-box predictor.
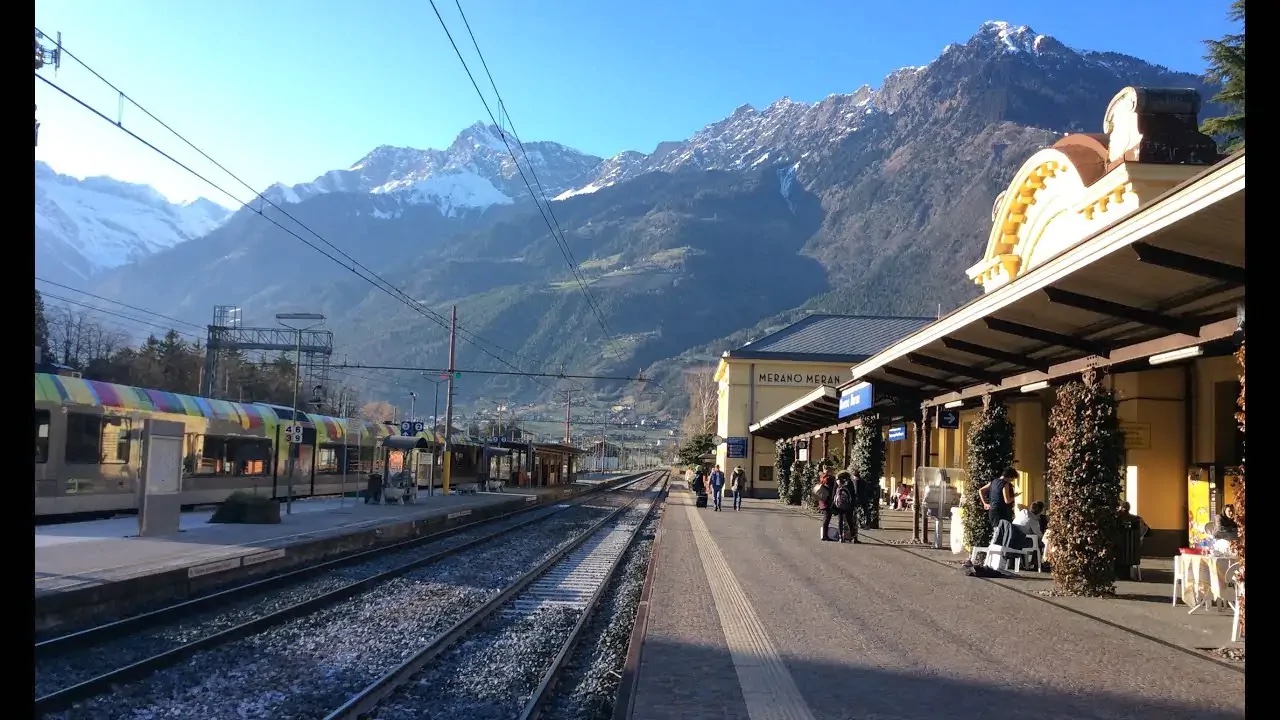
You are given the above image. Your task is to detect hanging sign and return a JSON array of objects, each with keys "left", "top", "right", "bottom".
[
  {"left": 838, "top": 382, "right": 874, "bottom": 418},
  {"left": 887, "top": 425, "right": 907, "bottom": 442}
]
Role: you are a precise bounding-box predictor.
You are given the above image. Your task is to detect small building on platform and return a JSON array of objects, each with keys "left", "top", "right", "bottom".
[
  {"left": 749, "top": 87, "right": 1245, "bottom": 557},
  {"left": 714, "top": 314, "right": 933, "bottom": 498}
]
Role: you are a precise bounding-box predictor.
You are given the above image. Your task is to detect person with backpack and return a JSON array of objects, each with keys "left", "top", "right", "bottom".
[
  {"left": 815, "top": 467, "right": 836, "bottom": 541},
  {"left": 709, "top": 465, "right": 726, "bottom": 511},
  {"left": 729, "top": 466, "right": 747, "bottom": 511},
  {"left": 833, "top": 471, "right": 860, "bottom": 543},
  {"left": 691, "top": 467, "right": 708, "bottom": 508}
]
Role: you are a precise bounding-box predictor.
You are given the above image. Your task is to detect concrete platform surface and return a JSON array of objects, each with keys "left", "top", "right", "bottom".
[
  {"left": 35, "top": 486, "right": 570, "bottom": 597},
  {"left": 629, "top": 487, "right": 1244, "bottom": 720}
]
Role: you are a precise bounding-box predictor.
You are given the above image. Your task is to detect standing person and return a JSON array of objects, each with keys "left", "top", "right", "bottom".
[
  {"left": 979, "top": 467, "right": 1018, "bottom": 530},
  {"left": 730, "top": 465, "right": 747, "bottom": 511},
  {"left": 816, "top": 467, "right": 836, "bottom": 541},
  {"left": 833, "top": 471, "right": 860, "bottom": 543},
  {"left": 709, "top": 465, "right": 726, "bottom": 511}
]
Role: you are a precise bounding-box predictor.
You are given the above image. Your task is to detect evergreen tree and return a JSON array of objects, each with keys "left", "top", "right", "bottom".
[
  {"left": 1201, "top": 0, "right": 1245, "bottom": 151},
  {"left": 849, "top": 422, "right": 884, "bottom": 529},
  {"left": 34, "top": 289, "right": 52, "bottom": 362},
  {"left": 775, "top": 439, "right": 795, "bottom": 504},
  {"left": 677, "top": 433, "right": 714, "bottom": 468},
  {"left": 1046, "top": 368, "right": 1125, "bottom": 596},
  {"left": 962, "top": 396, "right": 1014, "bottom": 550}
]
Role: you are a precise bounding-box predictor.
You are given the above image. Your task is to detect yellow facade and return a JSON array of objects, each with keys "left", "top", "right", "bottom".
[{"left": 714, "top": 357, "right": 850, "bottom": 497}]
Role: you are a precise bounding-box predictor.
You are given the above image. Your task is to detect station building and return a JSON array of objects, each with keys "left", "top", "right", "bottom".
[
  {"left": 713, "top": 314, "right": 933, "bottom": 498},
  {"left": 748, "top": 87, "right": 1245, "bottom": 556}
]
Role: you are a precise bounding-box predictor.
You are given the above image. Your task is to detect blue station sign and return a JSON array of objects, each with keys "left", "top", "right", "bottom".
[
  {"left": 726, "top": 437, "right": 748, "bottom": 459},
  {"left": 838, "top": 381, "right": 874, "bottom": 419},
  {"left": 887, "top": 425, "right": 907, "bottom": 442}
]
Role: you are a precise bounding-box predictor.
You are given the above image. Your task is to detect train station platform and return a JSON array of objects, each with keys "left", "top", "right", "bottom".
[
  {"left": 35, "top": 482, "right": 600, "bottom": 633},
  {"left": 622, "top": 484, "right": 1244, "bottom": 720}
]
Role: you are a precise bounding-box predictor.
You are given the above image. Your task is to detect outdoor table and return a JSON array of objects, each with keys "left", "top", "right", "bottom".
[{"left": 1177, "top": 552, "right": 1235, "bottom": 613}]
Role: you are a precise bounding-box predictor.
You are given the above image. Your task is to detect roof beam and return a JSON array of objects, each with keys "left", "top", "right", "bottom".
[
  {"left": 925, "top": 316, "right": 1238, "bottom": 408},
  {"left": 1042, "top": 287, "right": 1200, "bottom": 336},
  {"left": 984, "top": 317, "right": 1110, "bottom": 358},
  {"left": 907, "top": 353, "right": 1003, "bottom": 384},
  {"left": 941, "top": 338, "right": 1050, "bottom": 373},
  {"left": 880, "top": 366, "right": 964, "bottom": 391},
  {"left": 1132, "top": 242, "right": 1245, "bottom": 285}
]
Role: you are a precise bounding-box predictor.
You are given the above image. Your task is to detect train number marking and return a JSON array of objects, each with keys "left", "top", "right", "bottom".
[
  {"left": 447, "top": 509, "right": 472, "bottom": 520},
  {"left": 243, "top": 548, "right": 286, "bottom": 566},
  {"left": 188, "top": 557, "right": 242, "bottom": 578}
]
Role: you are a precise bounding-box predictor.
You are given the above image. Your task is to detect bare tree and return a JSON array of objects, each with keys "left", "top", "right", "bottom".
[
  {"left": 681, "top": 366, "right": 719, "bottom": 438},
  {"left": 46, "top": 306, "right": 127, "bottom": 370},
  {"left": 359, "top": 400, "right": 397, "bottom": 423}
]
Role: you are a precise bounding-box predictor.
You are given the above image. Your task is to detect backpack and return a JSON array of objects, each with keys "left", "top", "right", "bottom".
[
  {"left": 833, "top": 479, "right": 854, "bottom": 511},
  {"left": 813, "top": 481, "right": 831, "bottom": 504}
]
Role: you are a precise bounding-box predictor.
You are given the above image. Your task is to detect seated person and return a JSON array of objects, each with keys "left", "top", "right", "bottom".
[
  {"left": 1215, "top": 504, "right": 1239, "bottom": 540},
  {"left": 1014, "top": 501, "right": 1045, "bottom": 537},
  {"left": 1119, "top": 501, "right": 1150, "bottom": 537}
]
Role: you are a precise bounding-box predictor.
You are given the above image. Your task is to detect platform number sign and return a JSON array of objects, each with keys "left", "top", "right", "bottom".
[
  {"left": 401, "top": 421, "right": 425, "bottom": 436},
  {"left": 284, "top": 425, "right": 304, "bottom": 444}
]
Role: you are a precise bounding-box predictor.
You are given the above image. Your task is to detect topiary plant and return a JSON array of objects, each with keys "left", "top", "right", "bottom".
[
  {"left": 1232, "top": 341, "right": 1245, "bottom": 636},
  {"left": 962, "top": 396, "right": 1014, "bottom": 550},
  {"left": 1046, "top": 367, "right": 1125, "bottom": 596},
  {"left": 849, "top": 423, "right": 885, "bottom": 529},
  {"left": 775, "top": 439, "right": 795, "bottom": 504}
]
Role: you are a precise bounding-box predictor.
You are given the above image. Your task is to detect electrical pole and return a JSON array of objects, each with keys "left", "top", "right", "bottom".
[
  {"left": 564, "top": 390, "right": 572, "bottom": 444},
  {"left": 288, "top": 330, "right": 301, "bottom": 514},
  {"left": 443, "top": 305, "right": 458, "bottom": 494}
]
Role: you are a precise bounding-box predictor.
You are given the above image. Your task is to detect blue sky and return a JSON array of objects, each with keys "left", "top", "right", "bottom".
[{"left": 35, "top": 0, "right": 1235, "bottom": 207}]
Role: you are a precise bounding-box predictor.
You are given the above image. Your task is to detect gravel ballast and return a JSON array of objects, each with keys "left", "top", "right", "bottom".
[
  {"left": 45, "top": 494, "right": 641, "bottom": 720},
  {"left": 540, "top": 502, "right": 663, "bottom": 720},
  {"left": 36, "top": 500, "right": 595, "bottom": 698},
  {"left": 362, "top": 489, "right": 664, "bottom": 720}
]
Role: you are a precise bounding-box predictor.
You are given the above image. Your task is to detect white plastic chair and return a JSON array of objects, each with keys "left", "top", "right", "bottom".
[
  {"left": 1230, "top": 579, "right": 1244, "bottom": 642},
  {"left": 1171, "top": 553, "right": 1187, "bottom": 605}
]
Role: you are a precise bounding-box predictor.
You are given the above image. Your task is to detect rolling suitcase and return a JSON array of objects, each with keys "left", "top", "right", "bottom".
[{"left": 695, "top": 493, "right": 708, "bottom": 508}]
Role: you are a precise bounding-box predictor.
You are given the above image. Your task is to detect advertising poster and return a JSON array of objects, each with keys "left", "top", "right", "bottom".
[{"left": 1187, "top": 467, "right": 1215, "bottom": 550}]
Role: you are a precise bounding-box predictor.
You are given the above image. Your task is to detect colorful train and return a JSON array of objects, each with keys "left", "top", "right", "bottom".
[{"left": 34, "top": 372, "right": 480, "bottom": 518}]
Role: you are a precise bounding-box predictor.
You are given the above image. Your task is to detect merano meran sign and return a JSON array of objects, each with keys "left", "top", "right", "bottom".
[{"left": 756, "top": 372, "right": 845, "bottom": 386}]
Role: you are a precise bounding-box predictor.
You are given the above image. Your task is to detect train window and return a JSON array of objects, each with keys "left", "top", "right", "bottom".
[
  {"left": 35, "top": 410, "right": 50, "bottom": 464},
  {"left": 316, "top": 447, "right": 339, "bottom": 473},
  {"left": 64, "top": 413, "right": 131, "bottom": 464},
  {"left": 194, "top": 436, "right": 272, "bottom": 477}
]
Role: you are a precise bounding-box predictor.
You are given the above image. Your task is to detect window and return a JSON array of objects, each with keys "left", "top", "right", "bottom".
[
  {"left": 35, "top": 410, "right": 50, "bottom": 464},
  {"left": 64, "top": 413, "right": 131, "bottom": 464},
  {"left": 191, "top": 435, "right": 272, "bottom": 477}
]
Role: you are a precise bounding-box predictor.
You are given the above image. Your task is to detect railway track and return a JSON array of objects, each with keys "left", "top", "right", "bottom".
[
  {"left": 322, "top": 472, "right": 668, "bottom": 720},
  {"left": 35, "top": 472, "right": 659, "bottom": 718}
]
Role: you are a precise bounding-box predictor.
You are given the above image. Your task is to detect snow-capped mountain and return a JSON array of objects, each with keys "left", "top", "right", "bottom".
[
  {"left": 35, "top": 162, "right": 232, "bottom": 284},
  {"left": 552, "top": 20, "right": 1202, "bottom": 197},
  {"left": 261, "top": 122, "right": 604, "bottom": 215}
]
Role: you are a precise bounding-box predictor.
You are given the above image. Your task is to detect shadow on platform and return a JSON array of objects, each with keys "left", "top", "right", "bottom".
[{"left": 634, "top": 637, "right": 1244, "bottom": 720}]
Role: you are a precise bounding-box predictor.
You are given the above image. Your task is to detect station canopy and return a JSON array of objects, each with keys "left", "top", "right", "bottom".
[
  {"left": 749, "top": 385, "right": 841, "bottom": 441},
  {"left": 848, "top": 150, "right": 1243, "bottom": 407}
]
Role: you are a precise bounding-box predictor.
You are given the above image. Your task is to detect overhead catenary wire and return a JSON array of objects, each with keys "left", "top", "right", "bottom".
[
  {"left": 31, "top": 35, "right": 567, "bottom": 391},
  {"left": 427, "top": 2, "right": 625, "bottom": 362},
  {"left": 37, "top": 276, "right": 205, "bottom": 331},
  {"left": 33, "top": 65, "right": 558, "bottom": 393}
]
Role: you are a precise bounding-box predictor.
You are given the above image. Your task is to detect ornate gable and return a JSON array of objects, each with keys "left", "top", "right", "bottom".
[{"left": 966, "top": 87, "right": 1220, "bottom": 293}]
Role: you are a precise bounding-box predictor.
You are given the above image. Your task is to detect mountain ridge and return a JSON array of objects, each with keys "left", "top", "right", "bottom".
[{"left": 42, "top": 19, "right": 1220, "bottom": 414}]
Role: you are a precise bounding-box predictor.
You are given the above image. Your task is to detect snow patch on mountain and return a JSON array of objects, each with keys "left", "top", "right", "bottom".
[
  {"left": 263, "top": 123, "right": 602, "bottom": 214},
  {"left": 35, "top": 161, "right": 231, "bottom": 281}
]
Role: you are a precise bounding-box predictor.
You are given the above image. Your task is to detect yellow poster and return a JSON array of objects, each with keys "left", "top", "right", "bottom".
[{"left": 1187, "top": 469, "right": 1214, "bottom": 550}]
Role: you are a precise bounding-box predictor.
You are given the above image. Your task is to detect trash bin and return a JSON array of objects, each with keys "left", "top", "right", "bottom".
[
  {"left": 365, "top": 473, "right": 383, "bottom": 504},
  {"left": 950, "top": 506, "right": 965, "bottom": 554}
]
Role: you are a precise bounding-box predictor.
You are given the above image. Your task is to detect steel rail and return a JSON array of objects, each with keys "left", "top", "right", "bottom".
[
  {"left": 322, "top": 470, "right": 668, "bottom": 720},
  {"left": 33, "top": 472, "right": 656, "bottom": 716},
  {"left": 36, "top": 471, "right": 646, "bottom": 657},
  {"left": 517, "top": 478, "right": 669, "bottom": 720}
]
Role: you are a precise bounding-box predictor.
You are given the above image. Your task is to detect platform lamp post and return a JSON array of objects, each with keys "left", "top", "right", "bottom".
[{"left": 276, "top": 312, "right": 325, "bottom": 516}]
